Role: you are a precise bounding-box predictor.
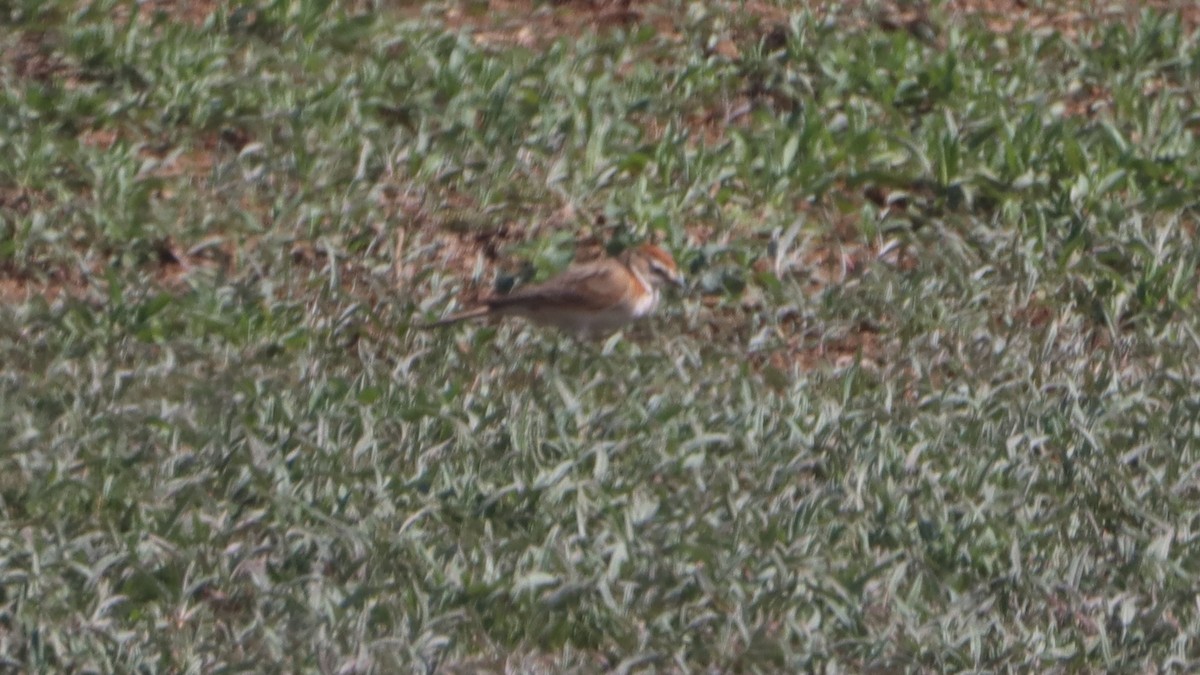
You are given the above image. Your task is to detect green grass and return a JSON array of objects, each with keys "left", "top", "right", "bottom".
[{"left": 3, "top": 0, "right": 1200, "bottom": 671}]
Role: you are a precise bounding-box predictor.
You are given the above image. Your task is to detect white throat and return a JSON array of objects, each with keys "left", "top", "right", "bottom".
[{"left": 629, "top": 267, "right": 660, "bottom": 317}]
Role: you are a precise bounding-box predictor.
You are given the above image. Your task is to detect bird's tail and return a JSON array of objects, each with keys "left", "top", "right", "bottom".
[{"left": 421, "top": 305, "right": 491, "bottom": 329}]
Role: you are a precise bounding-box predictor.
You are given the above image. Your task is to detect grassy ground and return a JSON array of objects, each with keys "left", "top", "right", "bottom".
[{"left": 3, "top": 0, "right": 1200, "bottom": 671}]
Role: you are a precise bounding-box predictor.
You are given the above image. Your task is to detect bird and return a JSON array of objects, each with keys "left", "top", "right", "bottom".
[{"left": 427, "top": 242, "right": 685, "bottom": 339}]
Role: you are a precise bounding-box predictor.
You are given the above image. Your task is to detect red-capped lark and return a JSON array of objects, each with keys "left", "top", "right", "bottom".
[{"left": 429, "top": 243, "right": 685, "bottom": 340}]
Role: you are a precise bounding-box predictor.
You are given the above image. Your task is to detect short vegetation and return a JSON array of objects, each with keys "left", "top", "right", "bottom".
[{"left": 2, "top": 0, "right": 1200, "bottom": 671}]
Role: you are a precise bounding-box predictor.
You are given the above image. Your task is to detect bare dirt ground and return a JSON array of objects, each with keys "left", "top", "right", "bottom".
[
  {"left": 4, "top": 0, "right": 1197, "bottom": 330},
  {"left": 437, "top": 0, "right": 1200, "bottom": 47}
]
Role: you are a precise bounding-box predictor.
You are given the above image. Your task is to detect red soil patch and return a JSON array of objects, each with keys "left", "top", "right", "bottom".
[
  {"left": 8, "top": 31, "right": 69, "bottom": 82},
  {"left": 942, "top": 0, "right": 1200, "bottom": 36}
]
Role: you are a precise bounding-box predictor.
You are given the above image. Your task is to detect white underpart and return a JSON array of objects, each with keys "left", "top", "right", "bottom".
[
  {"left": 628, "top": 268, "right": 660, "bottom": 317},
  {"left": 566, "top": 285, "right": 657, "bottom": 337}
]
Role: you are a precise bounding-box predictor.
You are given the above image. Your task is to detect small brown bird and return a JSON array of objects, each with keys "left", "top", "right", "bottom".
[{"left": 428, "top": 243, "right": 685, "bottom": 339}]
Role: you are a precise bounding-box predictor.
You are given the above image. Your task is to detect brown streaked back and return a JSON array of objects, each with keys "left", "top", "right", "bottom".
[{"left": 485, "top": 260, "right": 633, "bottom": 313}]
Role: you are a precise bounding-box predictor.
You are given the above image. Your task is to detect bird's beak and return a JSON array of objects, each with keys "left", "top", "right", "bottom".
[{"left": 673, "top": 274, "right": 687, "bottom": 290}]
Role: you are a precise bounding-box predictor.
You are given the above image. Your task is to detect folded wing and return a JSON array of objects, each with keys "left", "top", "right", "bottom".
[{"left": 487, "top": 262, "right": 633, "bottom": 313}]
